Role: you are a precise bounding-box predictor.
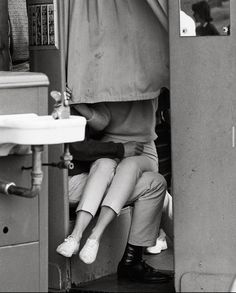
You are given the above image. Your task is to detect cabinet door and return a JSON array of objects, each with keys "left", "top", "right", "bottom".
[
  {"left": 0, "top": 244, "right": 39, "bottom": 292},
  {"left": 169, "top": 1, "right": 236, "bottom": 292}
]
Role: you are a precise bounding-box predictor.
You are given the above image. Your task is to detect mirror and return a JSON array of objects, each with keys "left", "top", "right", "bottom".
[{"left": 179, "top": 0, "right": 230, "bottom": 36}]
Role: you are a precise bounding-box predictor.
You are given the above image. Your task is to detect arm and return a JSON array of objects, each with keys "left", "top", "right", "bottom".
[
  {"left": 68, "top": 83, "right": 110, "bottom": 132},
  {"left": 70, "top": 140, "right": 144, "bottom": 162},
  {"left": 71, "top": 103, "right": 110, "bottom": 132},
  {"left": 70, "top": 140, "right": 124, "bottom": 162}
]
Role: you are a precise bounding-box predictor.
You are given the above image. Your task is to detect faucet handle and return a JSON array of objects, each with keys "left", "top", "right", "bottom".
[
  {"left": 50, "top": 90, "right": 70, "bottom": 119},
  {"left": 50, "top": 91, "right": 62, "bottom": 103}
]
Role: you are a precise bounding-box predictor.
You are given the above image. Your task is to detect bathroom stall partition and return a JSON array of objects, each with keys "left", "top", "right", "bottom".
[{"left": 169, "top": 1, "right": 236, "bottom": 292}]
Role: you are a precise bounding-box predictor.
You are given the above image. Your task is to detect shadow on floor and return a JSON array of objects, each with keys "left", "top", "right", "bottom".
[
  {"left": 70, "top": 248, "right": 175, "bottom": 293},
  {"left": 70, "top": 273, "right": 175, "bottom": 293}
]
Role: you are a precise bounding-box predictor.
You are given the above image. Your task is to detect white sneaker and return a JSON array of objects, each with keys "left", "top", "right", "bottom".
[
  {"left": 146, "top": 229, "right": 168, "bottom": 254},
  {"left": 56, "top": 235, "right": 80, "bottom": 258},
  {"left": 79, "top": 238, "right": 100, "bottom": 264}
]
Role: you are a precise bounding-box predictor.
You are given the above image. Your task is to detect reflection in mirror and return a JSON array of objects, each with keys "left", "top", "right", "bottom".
[{"left": 179, "top": 0, "right": 230, "bottom": 36}]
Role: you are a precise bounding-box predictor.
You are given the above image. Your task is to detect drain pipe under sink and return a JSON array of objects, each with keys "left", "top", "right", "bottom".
[{"left": 0, "top": 145, "right": 44, "bottom": 198}]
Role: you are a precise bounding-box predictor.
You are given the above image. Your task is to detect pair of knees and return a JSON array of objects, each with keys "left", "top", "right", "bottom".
[
  {"left": 116, "top": 157, "right": 143, "bottom": 178},
  {"left": 91, "top": 157, "right": 143, "bottom": 181},
  {"left": 90, "top": 158, "right": 118, "bottom": 179}
]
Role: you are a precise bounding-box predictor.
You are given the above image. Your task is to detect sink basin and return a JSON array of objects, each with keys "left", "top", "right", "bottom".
[{"left": 0, "top": 113, "right": 86, "bottom": 145}]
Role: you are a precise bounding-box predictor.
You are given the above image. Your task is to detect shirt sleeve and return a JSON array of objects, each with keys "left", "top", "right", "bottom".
[
  {"left": 69, "top": 139, "right": 124, "bottom": 162},
  {"left": 87, "top": 103, "right": 111, "bottom": 131}
]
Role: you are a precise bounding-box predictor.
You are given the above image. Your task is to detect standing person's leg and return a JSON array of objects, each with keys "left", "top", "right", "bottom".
[
  {"left": 117, "top": 171, "right": 172, "bottom": 283},
  {"left": 160, "top": 191, "right": 173, "bottom": 241},
  {"left": 56, "top": 158, "right": 117, "bottom": 257},
  {"left": 145, "top": 191, "right": 173, "bottom": 254}
]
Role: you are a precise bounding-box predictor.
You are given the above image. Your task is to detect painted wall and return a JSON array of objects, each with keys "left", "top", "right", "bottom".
[{"left": 169, "top": 0, "right": 236, "bottom": 292}]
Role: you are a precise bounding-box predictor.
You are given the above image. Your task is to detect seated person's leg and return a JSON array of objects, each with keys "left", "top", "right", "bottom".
[
  {"left": 79, "top": 155, "right": 156, "bottom": 264},
  {"left": 76, "top": 158, "right": 117, "bottom": 216},
  {"left": 101, "top": 154, "right": 158, "bottom": 215},
  {"left": 79, "top": 205, "right": 117, "bottom": 264},
  {"left": 57, "top": 158, "right": 117, "bottom": 258},
  {"left": 56, "top": 172, "right": 89, "bottom": 257}
]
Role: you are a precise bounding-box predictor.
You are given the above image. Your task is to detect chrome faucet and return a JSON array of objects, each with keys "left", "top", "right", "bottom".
[{"left": 50, "top": 91, "right": 70, "bottom": 119}]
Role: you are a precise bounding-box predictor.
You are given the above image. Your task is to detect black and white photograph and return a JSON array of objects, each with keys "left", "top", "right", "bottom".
[
  {"left": 0, "top": 0, "right": 235, "bottom": 292},
  {"left": 180, "top": 0, "right": 230, "bottom": 36}
]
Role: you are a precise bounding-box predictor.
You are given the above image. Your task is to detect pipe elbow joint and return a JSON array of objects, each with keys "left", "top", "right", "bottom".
[{"left": 7, "top": 184, "right": 41, "bottom": 198}]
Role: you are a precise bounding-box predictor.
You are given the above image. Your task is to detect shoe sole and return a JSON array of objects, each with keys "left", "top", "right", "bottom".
[
  {"left": 56, "top": 247, "right": 79, "bottom": 258},
  {"left": 117, "top": 272, "right": 172, "bottom": 284},
  {"left": 144, "top": 246, "right": 168, "bottom": 255}
]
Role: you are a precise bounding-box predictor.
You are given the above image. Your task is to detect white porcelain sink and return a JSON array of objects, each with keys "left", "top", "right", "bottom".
[{"left": 0, "top": 113, "right": 86, "bottom": 145}]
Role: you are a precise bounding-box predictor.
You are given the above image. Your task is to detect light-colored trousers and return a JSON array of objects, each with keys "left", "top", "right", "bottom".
[
  {"left": 70, "top": 141, "right": 159, "bottom": 214},
  {"left": 69, "top": 162, "right": 170, "bottom": 247}
]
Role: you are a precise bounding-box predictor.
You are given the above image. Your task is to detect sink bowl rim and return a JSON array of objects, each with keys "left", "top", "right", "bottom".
[
  {"left": 0, "top": 114, "right": 86, "bottom": 129},
  {"left": 0, "top": 113, "right": 86, "bottom": 145}
]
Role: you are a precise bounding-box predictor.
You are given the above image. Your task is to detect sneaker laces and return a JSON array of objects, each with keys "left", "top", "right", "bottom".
[{"left": 64, "top": 235, "right": 76, "bottom": 242}]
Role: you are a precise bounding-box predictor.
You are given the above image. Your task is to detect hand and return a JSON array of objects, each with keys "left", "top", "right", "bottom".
[
  {"left": 123, "top": 142, "right": 144, "bottom": 157},
  {"left": 66, "top": 86, "right": 72, "bottom": 100},
  {"left": 50, "top": 91, "right": 62, "bottom": 103}
]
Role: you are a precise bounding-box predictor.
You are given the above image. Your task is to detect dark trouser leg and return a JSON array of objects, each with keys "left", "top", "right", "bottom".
[
  {"left": 117, "top": 172, "right": 172, "bottom": 283},
  {"left": 117, "top": 243, "right": 171, "bottom": 283}
]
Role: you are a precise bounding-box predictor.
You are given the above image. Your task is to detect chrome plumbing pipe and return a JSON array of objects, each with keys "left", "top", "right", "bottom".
[
  {"left": 0, "top": 145, "right": 44, "bottom": 198},
  {"left": 60, "top": 143, "right": 74, "bottom": 170}
]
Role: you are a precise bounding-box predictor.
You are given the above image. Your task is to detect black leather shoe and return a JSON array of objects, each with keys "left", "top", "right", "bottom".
[{"left": 117, "top": 259, "right": 172, "bottom": 283}]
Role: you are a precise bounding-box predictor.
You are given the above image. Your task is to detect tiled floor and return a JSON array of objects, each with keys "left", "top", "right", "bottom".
[{"left": 70, "top": 247, "right": 175, "bottom": 293}]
